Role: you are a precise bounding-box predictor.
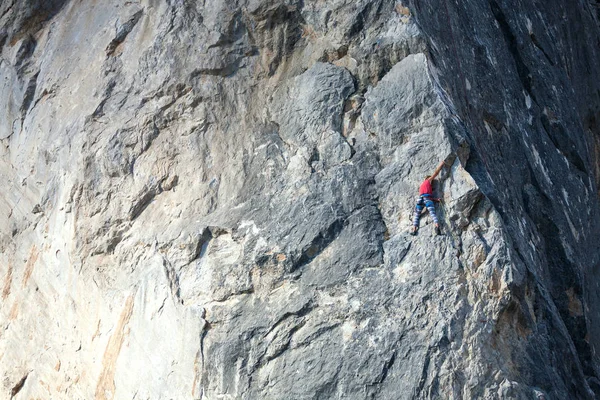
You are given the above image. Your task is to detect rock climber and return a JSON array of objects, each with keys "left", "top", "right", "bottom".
[{"left": 411, "top": 160, "right": 446, "bottom": 236}]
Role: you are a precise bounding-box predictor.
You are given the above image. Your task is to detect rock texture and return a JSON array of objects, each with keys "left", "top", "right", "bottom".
[{"left": 1, "top": 0, "right": 600, "bottom": 399}]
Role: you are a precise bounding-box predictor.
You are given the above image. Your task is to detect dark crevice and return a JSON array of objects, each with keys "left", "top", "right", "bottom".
[
  {"left": 530, "top": 33, "right": 555, "bottom": 66},
  {"left": 128, "top": 186, "right": 158, "bottom": 220},
  {"left": 489, "top": 0, "right": 536, "bottom": 104},
  {"left": 189, "top": 54, "right": 251, "bottom": 78},
  {"left": 189, "top": 227, "right": 214, "bottom": 262},
  {"left": 263, "top": 301, "right": 314, "bottom": 338},
  {"left": 373, "top": 351, "right": 396, "bottom": 387},
  {"left": 199, "top": 320, "right": 210, "bottom": 391},
  {"left": 540, "top": 114, "right": 587, "bottom": 174},
  {"left": 104, "top": 229, "right": 124, "bottom": 255},
  {"left": 482, "top": 110, "right": 505, "bottom": 132},
  {"left": 208, "top": 10, "right": 244, "bottom": 49},
  {"left": 413, "top": 347, "right": 432, "bottom": 397},
  {"left": 91, "top": 79, "right": 117, "bottom": 119},
  {"left": 290, "top": 218, "right": 346, "bottom": 272},
  {"left": 20, "top": 71, "right": 39, "bottom": 118},
  {"left": 293, "top": 322, "right": 341, "bottom": 349},
  {"left": 264, "top": 320, "right": 306, "bottom": 363},
  {"left": 6, "top": 0, "right": 69, "bottom": 46},
  {"left": 106, "top": 10, "right": 143, "bottom": 56},
  {"left": 345, "top": 0, "right": 385, "bottom": 39},
  {"left": 14, "top": 35, "right": 36, "bottom": 71},
  {"left": 0, "top": 1, "right": 16, "bottom": 22},
  {"left": 10, "top": 373, "right": 28, "bottom": 398},
  {"left": 212, "top": 287, "right": 255, "bottom": 303},
  {"left": 308, "top": 147, "right": 320, "bottom": 172}
]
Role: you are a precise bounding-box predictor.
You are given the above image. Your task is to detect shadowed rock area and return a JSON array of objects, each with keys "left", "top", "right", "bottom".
[{"left": 0, "top": 0, "right": 599, "bottom": 399}]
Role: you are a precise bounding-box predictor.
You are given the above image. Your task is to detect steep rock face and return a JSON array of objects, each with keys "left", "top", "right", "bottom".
[
  {"left": 409, "top": 0, "right": 600, "bottom": 396},
  {"left": 0, "top": 1, "right": 599, "bottom": 399}
]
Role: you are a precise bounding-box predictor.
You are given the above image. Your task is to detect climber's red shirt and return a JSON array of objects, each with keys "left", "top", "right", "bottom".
[{"left": 419, "top": 179, "right": 433, "bottom": 195}]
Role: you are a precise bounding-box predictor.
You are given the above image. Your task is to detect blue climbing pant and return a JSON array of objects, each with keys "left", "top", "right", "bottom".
[{"left": 413, "top": 195, "right": 438, "bottom": 226}]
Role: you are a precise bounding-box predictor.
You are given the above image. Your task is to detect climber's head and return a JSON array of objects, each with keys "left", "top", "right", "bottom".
[{"left": 424, "top": 175, "right": 432, "bottom": 181}]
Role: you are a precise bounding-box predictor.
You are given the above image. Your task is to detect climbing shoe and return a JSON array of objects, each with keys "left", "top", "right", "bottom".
[{"left": 434, "top": 225, "right": 441, "bottom": 235}]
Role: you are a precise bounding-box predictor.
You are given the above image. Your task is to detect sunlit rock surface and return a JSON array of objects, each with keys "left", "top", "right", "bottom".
[{"left": 1, "top": 0, "right": 600, "bottom": 398}]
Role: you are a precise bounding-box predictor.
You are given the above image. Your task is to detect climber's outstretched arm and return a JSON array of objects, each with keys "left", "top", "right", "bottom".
[{"left": 430, "top": 160, "right": 445, "bottom": 180}]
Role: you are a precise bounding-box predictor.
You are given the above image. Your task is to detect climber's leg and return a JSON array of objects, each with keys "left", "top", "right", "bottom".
[
  {"left": 411, "top": 198, "right": 425, "bottom": 234},
  {"left": 424, "top": 199, "right": 438, "bottom": 225},
  {"left": 425, "top": 199, "right": 441, "bottom": 235}
]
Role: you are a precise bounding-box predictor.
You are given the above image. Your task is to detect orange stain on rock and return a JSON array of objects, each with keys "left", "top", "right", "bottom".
[
  {"left": 191, "top": 350, "right": 201, "bottom": 398},
  {"left": 94, "top": 294, "right": 135, "bottom": 400},
  {"left": 9, "top": 302, "right": 19, "bottom": 320},
  {"left": 396, "top": 4, "right": 411, "bottom": 16},
  {"left": 22, "top": 246, "right": 40, "bottom": 288},
  {"left": 2, "top": 262, "right": 13, "bottom": 299}
]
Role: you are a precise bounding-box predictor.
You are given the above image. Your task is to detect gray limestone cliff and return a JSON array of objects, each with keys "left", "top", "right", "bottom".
[{"left": 1, "top": 0, "right": 600, "bottom": 399}]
